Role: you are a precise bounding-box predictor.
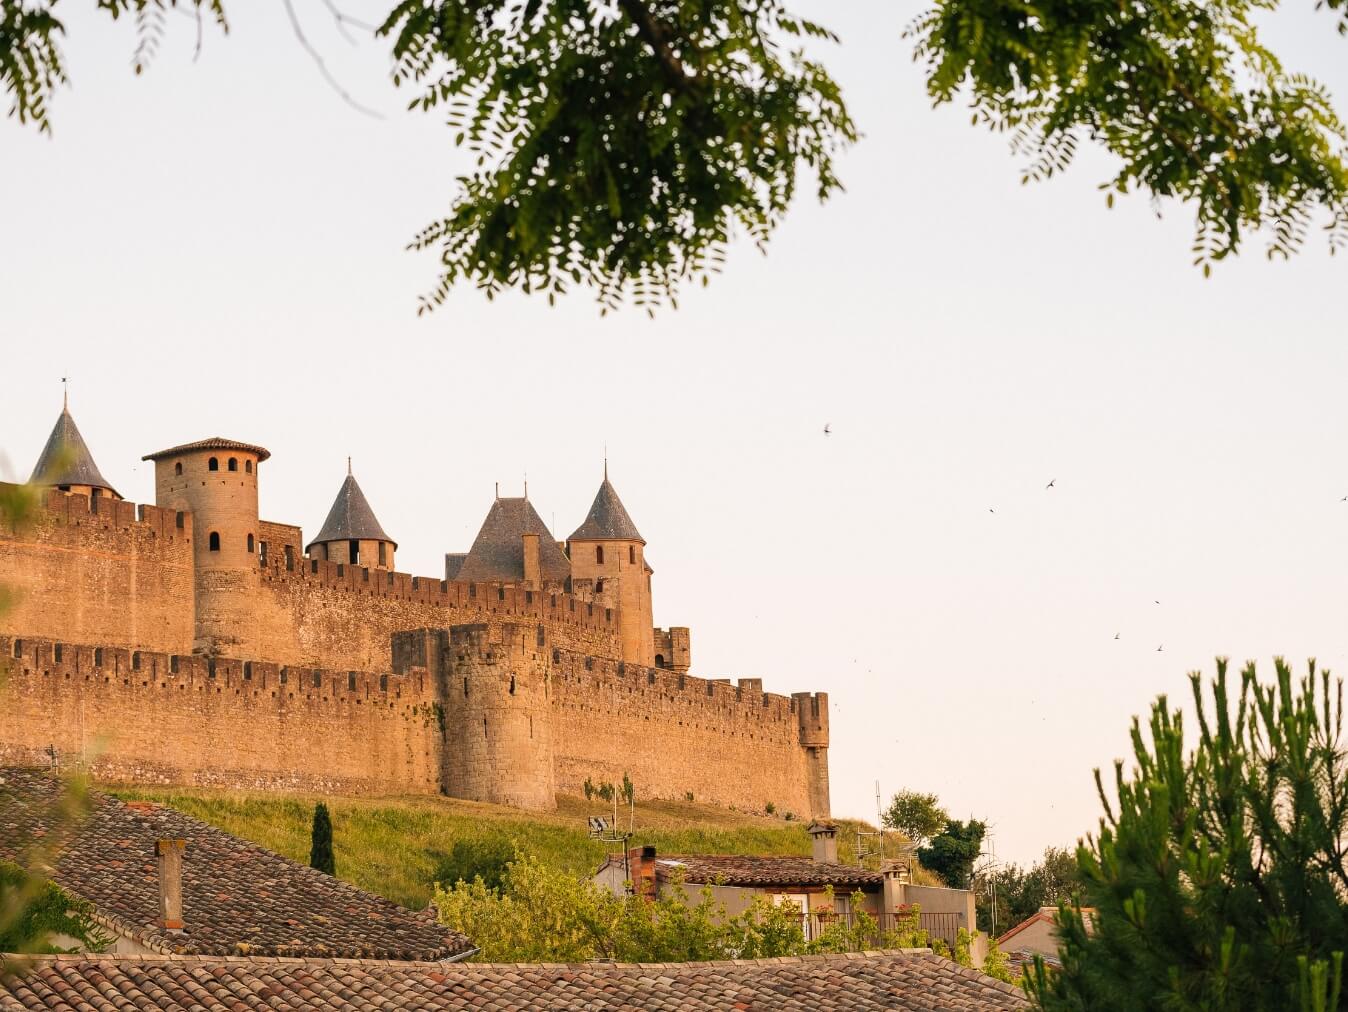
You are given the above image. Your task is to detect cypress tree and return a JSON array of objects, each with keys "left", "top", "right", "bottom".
[{"left": 309, "top": 802, "right": 335, "bottom": 876}]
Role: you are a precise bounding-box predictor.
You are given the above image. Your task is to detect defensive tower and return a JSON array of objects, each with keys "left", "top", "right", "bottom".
[
  {"left": 567, "top": 467, "right": 654, "bottom": 666},
  {"left": 142, "top": 436, "right": 270, "bottom": 655},
  {"left": 29, "top": 395, "right": 121, "bottom": 504},
  {"left": 306, "top": 461, "right": 397, "bottom": 570}
]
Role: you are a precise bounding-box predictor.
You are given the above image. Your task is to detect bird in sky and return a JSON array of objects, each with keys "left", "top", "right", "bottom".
[
  {"left": 823, "top": 423, "right": 831, "bottom": 435},
  {"left": 1157, "top": 645, "right": 1164, "bottom": 652},
  {"left": 988, "top": 508, "right": 995, "bottom": 514},
  {"left": 1114, "top": 633, "right": 1120, "bottom": 640},
  {"left": 1154, "top": 600, "right": 1160, "bottom": 605},
  {"left": 1045, "top": 479, "right": 1056, "bottom": 489}
]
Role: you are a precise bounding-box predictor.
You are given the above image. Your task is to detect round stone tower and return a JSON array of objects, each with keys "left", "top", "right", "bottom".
[{"left": 142, "top": 436, "right": 270, "bottom": 655}]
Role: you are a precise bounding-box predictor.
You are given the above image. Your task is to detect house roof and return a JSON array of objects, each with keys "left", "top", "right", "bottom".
[
  {"left": 648, "top": 854, "right": 886, "bottom": 890},
  {"left": 569, "top": 477, "right": 643, "bottom": 543},
  {"left": 444, "top": 552, "right": 468, "bottom": 581},
  {"left": 142, "top": 437, "right": 271, "bottom": 463},
  {"left": 0, "top": 769, "right": 471, "bottom": 960},
  {"left": 455, "top": 497, "right": 570, "bottom": 584},
  {"left": 306, "top": 471, "right": 396, "bottom": 551},
  {"left": 997, "top": 906, "right": 1096, "bottom": 949},
  {"left": 29, "top": 407, "right": 119, "bottom": 497},
  {"left": 0, "top": 951, "right": 1029, "bottom": 1011}
]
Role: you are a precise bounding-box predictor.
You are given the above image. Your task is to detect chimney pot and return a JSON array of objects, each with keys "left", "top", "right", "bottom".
[
  {"left": 156, "top": 838, "right": 187, "bottom": 931},
  {"left": 807, "top": 821, "right": 838, "bottom": 864}
]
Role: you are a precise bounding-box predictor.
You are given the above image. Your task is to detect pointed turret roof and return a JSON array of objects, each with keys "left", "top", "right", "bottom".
[
  {"left": 306, "top": 467, "right": 396, "bottom": 552},
  {"left": 29, "top": 404, "right": 120, "bottom": 497},
  {"left": 569, "top": 472, "right": 643, "bottom": 543},
  {"left": 455, "top": 496, "right": 571, "bottom": 584}
]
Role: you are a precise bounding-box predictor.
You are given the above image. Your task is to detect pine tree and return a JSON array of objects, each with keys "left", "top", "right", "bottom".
[
  {"left": 309, "top": 802, "right": 335, "bottom": 877},
  {"left": 1030, "top": 659, "right": 1347, "bottom": 1011}
]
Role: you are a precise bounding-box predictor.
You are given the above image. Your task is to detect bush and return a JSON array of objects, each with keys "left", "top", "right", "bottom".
[
  {"left": 433, "top": 837, "right": 517, "bottom": 892},
  {"left": 434, "top": 855, "right": 933, "bottom": 963},
  {"left": 0, "top": 861, "right": 109, "bottom": 954},
  {"left": 764, "top": 802, "right": 776, "bottom": 815}
]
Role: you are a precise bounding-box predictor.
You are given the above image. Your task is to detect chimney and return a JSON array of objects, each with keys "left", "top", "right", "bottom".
[
  {"left": 156, "top": 838, "right": 187, "bottom": 930},
  {"left": 882, "top": 866, "right": 907, "bottom": 914},
  {"left": 628, "top": 845, "right": 657, "bottom": 901},
  {"left": 807, "top": 821, "right": 838, "bottom": 864},
  {"left": 522, "top": 532, "right": 541, "bottom": 589}
]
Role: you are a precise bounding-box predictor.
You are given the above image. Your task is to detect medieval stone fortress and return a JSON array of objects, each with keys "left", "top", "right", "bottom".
[{"left": 0, "top": 402, "right": 831, "bottom": 819}]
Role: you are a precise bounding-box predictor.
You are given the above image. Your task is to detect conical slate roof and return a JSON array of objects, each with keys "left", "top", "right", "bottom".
[
  {"left": 306, "top": 471, "right": 396, "bottom": 551},
  {"left": 455, "top": 497, "right": 571, "bottom": 584},
  {"left": 29, "top": 406, "right": 119, "bottom": 497},
  {"left": 569, "top": 476, "right": 643, "bottom": 543}
]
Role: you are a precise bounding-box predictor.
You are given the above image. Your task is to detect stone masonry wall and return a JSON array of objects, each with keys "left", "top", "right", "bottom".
[
  {"left": 548, "top": 649, "right": 825, "bottom": 818},
  {"left": 0, "top": 636, "right": 444, "bottom": 795},
  {"left": 0, "top": 488, "right": 194, "bottom": 655}
]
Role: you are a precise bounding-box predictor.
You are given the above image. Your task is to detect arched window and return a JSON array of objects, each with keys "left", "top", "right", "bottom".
[
  {"left": 174, "top": 462, "right": 183, "bottom": 476},
  {"left": 247, "top": 533, "right": 255, "bottom": 553},
  {"left": 596, "top": 546, "right": 604, "bottom": 564},
  {"left": 509, "top": 675, "right": 516, "bottom": 695},
  {"left": 228, "top": 457, "right": 238, "bottom": 472},
  {"left": 209, "top": 531, "right": 220, "bottom": 552},
  {"left": 208, "top": 457, "right": 219, "bottom": 472},
  {"left": 655, "top": 654, "right": 666, "bottom": 668},
  {"left": 629, "top": 545, "right": 635, "bottom": 564},
  {"left": 595, "top": 579, "right": 605, "bottom": 593},
  {"left": 245, "top": 460, "right": 253, "bottom": 474}
]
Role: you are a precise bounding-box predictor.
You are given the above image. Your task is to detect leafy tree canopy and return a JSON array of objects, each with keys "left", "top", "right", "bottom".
[
  {"left": 1030, "top": 659, "right": 1347, "bottom": 1011},
  {"left": 882, "top": 789, "right": 949, "bottom": 847},
  {"left": 917, "top": 818, "right": 986, "bottom": 890},
  {"left": 4, "top": 0, "right": 1347, "bottom": 301},
  {"left": 977, "top": 845, "right": 1082, "bottom": 938}
]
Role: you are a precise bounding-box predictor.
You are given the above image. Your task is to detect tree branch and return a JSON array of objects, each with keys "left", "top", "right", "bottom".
[{"left": 615, "top": 0, "right": 697, "bottom": 92}]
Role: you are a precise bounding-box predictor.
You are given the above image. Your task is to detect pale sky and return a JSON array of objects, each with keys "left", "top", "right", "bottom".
[{"left": 2, "top": 2, "right": 1346, "bottom": 867}]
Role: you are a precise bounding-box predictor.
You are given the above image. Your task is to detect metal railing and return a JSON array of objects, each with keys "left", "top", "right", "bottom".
[{"left": 797, "top": 910, "right": 965, "bottom": 950}]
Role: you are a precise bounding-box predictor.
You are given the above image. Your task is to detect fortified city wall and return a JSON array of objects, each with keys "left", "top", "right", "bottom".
[{"left": 0, "top": 490, "right": 195, "bottom": 654}]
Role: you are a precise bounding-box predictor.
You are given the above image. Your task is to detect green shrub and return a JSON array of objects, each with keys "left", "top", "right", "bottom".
[{"left": 433, "top": 837, "right": 517, "bottom": 892}]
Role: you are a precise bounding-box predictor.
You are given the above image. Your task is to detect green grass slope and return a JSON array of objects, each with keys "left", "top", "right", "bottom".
[{"left": 109, "top": 787, "right": 916, "bottom": 909}]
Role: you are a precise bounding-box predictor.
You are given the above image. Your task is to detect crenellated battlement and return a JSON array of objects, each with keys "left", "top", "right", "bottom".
[{"left": 0, "top": 483, "right": 194, "bottom": 542}]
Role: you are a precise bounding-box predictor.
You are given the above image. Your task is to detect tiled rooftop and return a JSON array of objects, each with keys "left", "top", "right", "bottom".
[
  {"left": 0, "top": 770, "right": 471, "bottom": 960},
  {"left": 0, "top": 951, "right": 1029, "bottom": 1011},
  {"left": 652, "top": 854, "right": 887, "bottom": 889}
]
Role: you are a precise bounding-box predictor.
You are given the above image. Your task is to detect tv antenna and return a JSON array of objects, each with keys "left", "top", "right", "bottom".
[{"left": 855, "top": 779, "right": 885, "bottom": 869}]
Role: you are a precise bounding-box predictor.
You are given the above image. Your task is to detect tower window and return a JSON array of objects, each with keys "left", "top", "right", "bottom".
[
  {"left": 349, "top": 539, "right": 360, "bottom": 565},
  {"left": 509, "top": 675, "right": 516, "bottom": 695},
  {"left": 596, "top": 546, "right": 604, "bottom": 565},
  {"left": 174, "top": 462, "right": 182, "bottom": 476},
  {"left": 629, "top": 546, "right": 635, "bottom": 564},
  {"left": 284, "top": 545, "right": 294, "bottom": 571},
  {"left": 378, "top": 542, "right": 387, "bottom": 566},
  {"left": 208, "top": 531, "right": 220, "bottom": 552},
  {"left": 175, "top": 511, "right": 184, "bottom": 529},
  {"left": 247, "top": 533, "right": 255, "bottom": 553},
  {"left": 228, "top": 458, "right": 238, "bottom": 472},
  {"left": 208, "top": 457, "right": 219, "bottom": 471},
  {"left": 655, "top": 654, "right": 665, "bottom": 668},
  {"left": 245, "top": 460, "right": 253, "bottom": 474},
  {"left": 595, "top": 579, "right": 604, "bottom": 594}
]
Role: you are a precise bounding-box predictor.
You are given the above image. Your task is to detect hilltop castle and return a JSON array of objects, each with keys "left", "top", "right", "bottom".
[{"left": 0, "top": 401, "right": 830, "bottom": 818}]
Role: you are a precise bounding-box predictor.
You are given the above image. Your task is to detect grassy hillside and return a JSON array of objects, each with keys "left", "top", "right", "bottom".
[{"left": 108, "top": 787, "right": 917, "bottom": 909}]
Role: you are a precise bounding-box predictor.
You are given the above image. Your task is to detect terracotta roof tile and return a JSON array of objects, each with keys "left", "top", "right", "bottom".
[
  {"left": 0, "top": 770, "right": 471, "bottom": 961},
  {"left": 141, "top": 437, "right": 271, "bottom": 463},
  {"left": 0, "top": 952, "right": 1028, "bottom": 1010}
]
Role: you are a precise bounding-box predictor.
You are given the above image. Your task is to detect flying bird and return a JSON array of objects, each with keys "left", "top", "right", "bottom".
[
  {"left": 988, "top": 508, "right": 995, "bottom": 514},
  {"left": 823, "top": 423, "right": 831, "bottom": 435},
  {"left": 1045, "top": 479, "right": 1056, "bottom": 489},
  {"left": 1114, "top": 633, "right": 1120, "bottom": 640},
  {"left": 1157, "top": 645, "right": 1164, "bottom": 652}
]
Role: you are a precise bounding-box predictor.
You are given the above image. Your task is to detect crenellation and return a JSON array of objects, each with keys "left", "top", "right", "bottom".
[{"left": 0, "top": 416, "right": 832, "bottom": 818}]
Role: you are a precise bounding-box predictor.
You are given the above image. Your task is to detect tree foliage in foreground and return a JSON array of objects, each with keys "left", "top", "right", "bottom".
[
  {"left": 5, "top": 0, "right": 1348, "bottom": 312},
  {"left": 0, "top": 861, "right": 109, "bottom": 957},
  {"left": 1029, "top": 659, "right": 1347, "bottom": 1011},
  {"left": 918, "top": 817, "right": 986, "bottom": 890},
  {"left": 908, "top": 0, "right": 1348, "bottom": 272}
]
